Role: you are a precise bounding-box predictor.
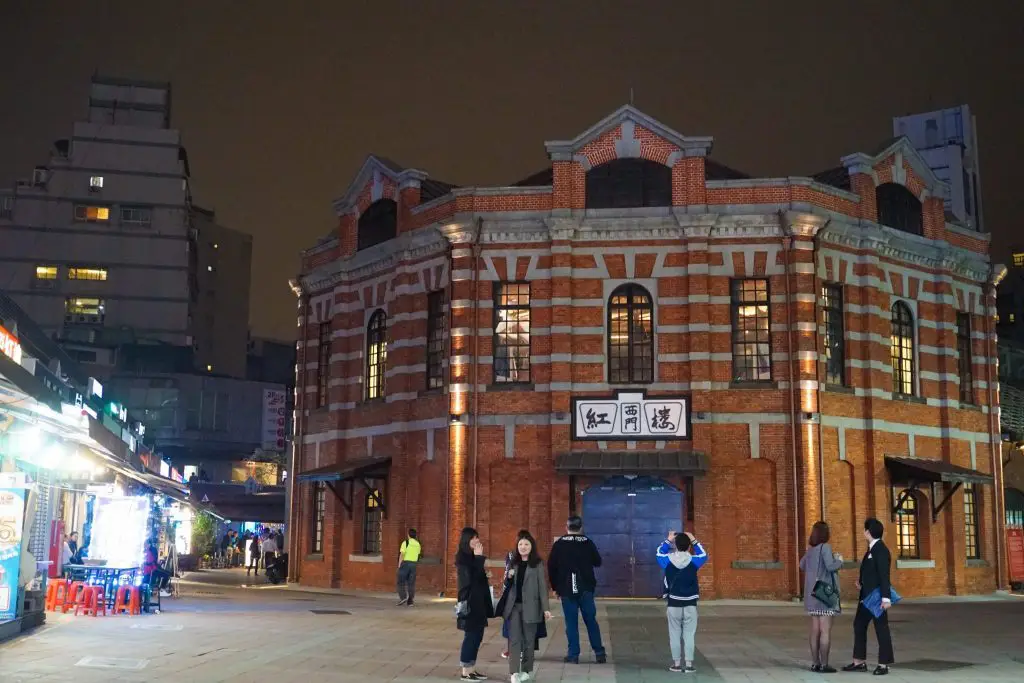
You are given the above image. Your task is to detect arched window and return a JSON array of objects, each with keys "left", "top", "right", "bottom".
[
  {"left": 585, "top": 158, "right": 671, "bottom": 209},
  {"left": 365, "top": 310, "right": 387, "bottom": 400},
  {"left": 890, "top": 302, "right": 915, "bottom": 396},
  {"left": 357, "top": 199, "right": 397, "bottom": 251},
  {"left": 875, "top": 183, "right": 923, "bottom": 235},
  {"left": 895, "top": 489, "right": 921, "bottom": 559},
  {"left": 361, "top": 489, "right": 383, "bottom": 554},
  {"left": 608, "top": 284, "right": 654, "bottom": 384}
]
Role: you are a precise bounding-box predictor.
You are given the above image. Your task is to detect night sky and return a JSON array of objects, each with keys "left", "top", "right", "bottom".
[{"left": 2, "top": 1, "right": 1020, "bottom": 341}]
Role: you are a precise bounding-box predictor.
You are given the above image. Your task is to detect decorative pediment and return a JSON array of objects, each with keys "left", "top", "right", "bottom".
[
  {"left": 840, "top": 137, "right": 948, "bottom": 200},
  {"left": 331, "top": 155, "right": 427, "bottom": 217},
  {"left": 544, "top": 104, "right": 713, "bottom": 169}
]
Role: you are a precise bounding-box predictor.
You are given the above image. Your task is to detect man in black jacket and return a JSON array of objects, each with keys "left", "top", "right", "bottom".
[
  {"left": 843, "top": 517, "right": 895, "bottom": 676},
  {"left": 548, "top": 515, "right": 607, "bottom": 664}
]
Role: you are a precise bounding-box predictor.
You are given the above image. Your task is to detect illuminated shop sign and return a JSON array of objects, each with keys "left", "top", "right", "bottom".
[
  {"left": 571, "top": 391, "right": 691, "bottom": 441},
  {"left": 0, "top": 325, "right": 22, "bottom": 365}
]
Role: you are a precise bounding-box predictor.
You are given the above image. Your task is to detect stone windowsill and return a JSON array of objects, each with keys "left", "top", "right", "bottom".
[
  {"left": 960, "top": 403, "right": 983, "bottom": 413},
  {"left": 966, "top": 558, "right": 990, "bottom": 569},
  {"left": 896, "top": 558, "right": 935, "bottom": 570},
  {"left": 731, "top": 560, "right": 784, "bottom": 570},
  {"left": 305, "top": 553, "right": 324, "bottom": 561},
  {"left": 349, "top": 554, "right": 383, "bottom": 564},
  {"left": 729, "top": 382, "right": 779, "bottom": 391},
  {"left": 825, "top": 384, "right": 855, "bottom": 395},
  {"left": 893, "top": 393, "right": 927, "bottom": 405},
  {"left": 488, "top": 382, "right": 535, "bottom": 392}
]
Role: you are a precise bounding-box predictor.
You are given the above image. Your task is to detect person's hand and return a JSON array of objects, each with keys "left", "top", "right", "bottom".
[
  {"left": 881, "top": 599, "right": 891, "bottom": 611},
  {"left": 855, "top": 580, "right": 861, "bottom": 590},
  {"left": 684, "top": 532, "right": 696, "bottom": 542},
  {"left": 471, "top": 538, "right": 484, "bottom": 556},
  {"left": 544, "top": 610, "right": 552, "bottom": 620},
  {"left": 834, "top": 552, "right": 843, "bottom": 562}
]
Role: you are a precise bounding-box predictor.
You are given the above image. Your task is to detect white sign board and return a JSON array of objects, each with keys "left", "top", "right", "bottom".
[
  {"left": 261, "top": 388, "right": 287, "bottom": 451},
  {"left": 572, "top": 391, "right": 690, "bottom": 441}
]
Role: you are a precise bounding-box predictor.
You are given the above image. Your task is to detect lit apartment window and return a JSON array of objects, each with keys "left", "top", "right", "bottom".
[
  {"left": 731, "top": 279, "right": 771, "bottom": 382},
  {"left": 963, "top": 484, "right": 980, "bottom": 560},
  {"left": 74, "top": 205, "right": 110, "bottom": 222},
  {"left": 68, "top": 266, "right": 108, "bottom": 282},
  {"left": 35, "top": 265, "right": 58, "bottom": 280},
  {"left": 493, "top": 283, "right": 531, "bottom": 384},
  {"left": 120, "top": 206, "right": 152, "bottom": 225},
  {"left": 89, "top": 176, "right": 104, "bottom": 190},
  {"left": 1014, "top": 252, "right": 1024, "bottom": 268},
  {"left": 957, "top": 312, "right": 974, "bottom": 404},
  {"left": 64, "top": 297, "right": 105, "bottom": 323}
]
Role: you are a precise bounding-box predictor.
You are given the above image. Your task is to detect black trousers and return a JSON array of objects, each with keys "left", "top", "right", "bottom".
[{"left": 853, "top": 603, "right": 894, "bottom": 665}]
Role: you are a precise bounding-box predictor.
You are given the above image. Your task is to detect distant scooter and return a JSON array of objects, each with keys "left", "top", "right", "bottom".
[{"left": 266, "top": 553, "right": 288, "bottom": 585}]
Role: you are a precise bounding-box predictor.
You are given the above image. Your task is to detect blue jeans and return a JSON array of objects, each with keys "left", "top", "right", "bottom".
[
  {"left": 560, "top": 592, "right": 605, "bottom": 658},
  {"left": 459, "top": 627, "right": 485, "bottom": 667}
]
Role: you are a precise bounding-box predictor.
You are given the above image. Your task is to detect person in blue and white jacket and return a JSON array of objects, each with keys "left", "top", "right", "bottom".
[
  {"left": 664, "top": 531, "right": 708, "bottom": 674},
  {"left": 656, "top": 531, "right": 677, "bottom": 599}
]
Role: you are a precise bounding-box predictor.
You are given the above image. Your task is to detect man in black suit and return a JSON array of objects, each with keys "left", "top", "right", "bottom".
[{"left": 843, "top": 517, "right": 894, "bottom": 676}]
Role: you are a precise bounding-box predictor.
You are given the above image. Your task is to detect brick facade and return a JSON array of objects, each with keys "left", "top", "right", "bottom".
[{"left": 289, "top": 106, "right": 1006, "bottom": 599}]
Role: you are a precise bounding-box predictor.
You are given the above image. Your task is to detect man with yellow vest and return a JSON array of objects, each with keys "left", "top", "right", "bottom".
[{"left": 396, "top": 528, "right": 422, "bottom": 606}]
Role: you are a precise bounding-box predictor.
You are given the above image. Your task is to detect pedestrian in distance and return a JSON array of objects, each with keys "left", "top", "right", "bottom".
[
  {"left": 843, "top": 517, "right": 895, "bottom": 676},
  {"left": 495, "top": 530, "right": 552, "bottom": 683},
  {"left": 548, "top": 515, "right": 607, "bottom": 665},
  {"left": 396, "top": 528, "right": 422, "bottom": 606},
  {"left": 663, "top": 531, "right": 708, "bottom": 674},
  {"left": 261, "top": 532, "right": 278, "bottom": 575},
  {"left": 799, "top": 521, "right": 844, "bottom": 673},
  {"left": 247, "top": 533, "right": 261, "bottom": 576},
  {"left": 455, "top": 527, "right": 493, "bottom": 681}
]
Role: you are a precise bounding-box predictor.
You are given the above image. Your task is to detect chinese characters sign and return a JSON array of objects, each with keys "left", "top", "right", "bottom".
[
  {"left": 571, "top": 392, "right": 690, "bottom": 441},
  {"left": 261, "top": 389, "right": 287, "bottom": 452},
  {"left": 0, "top": 480, "right": 26, "bottom": 621}
]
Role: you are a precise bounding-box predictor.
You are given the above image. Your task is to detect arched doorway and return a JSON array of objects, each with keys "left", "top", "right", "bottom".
[{"left": 581, "top": 476, "right": 683, "bottom": 598}]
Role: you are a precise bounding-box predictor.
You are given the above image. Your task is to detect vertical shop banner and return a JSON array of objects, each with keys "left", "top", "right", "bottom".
[
  {"left": 261, "top": 389, "right": 287, "bottom": 452},
  {"left": 1007, "top": 527, "right": 1024, "bottom": 584},
  {"left": 0, "top": 484, "right": 27, "bottom": 621}
]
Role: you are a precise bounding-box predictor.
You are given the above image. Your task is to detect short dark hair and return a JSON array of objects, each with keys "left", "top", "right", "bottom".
[
  {"left": 674, "top": 534, "right": 691, "bottom": 552},
  {"left": 457, "top": 527, "right": 478, "bottom": 556},
  {"left": 567, "top": 516, "right": 583, "bottom": 532},
  {"left": 809, "top": 521, "right": 830, "bottom": 547},
  {"left": 408, "top": 528, "right": 417, "bottom": 539},
  {"left": 864, "top": 517, "right": 884, "bottom": 540}
]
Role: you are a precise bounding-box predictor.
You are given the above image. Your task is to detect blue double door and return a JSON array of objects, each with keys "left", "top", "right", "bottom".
[{"left": 581, "top": 477, "right": 683, "bottom": 598}]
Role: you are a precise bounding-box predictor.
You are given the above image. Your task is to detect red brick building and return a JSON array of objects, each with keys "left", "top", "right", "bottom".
[{"left": 288, "top": 106, "right": 1008, "bottom": 599}]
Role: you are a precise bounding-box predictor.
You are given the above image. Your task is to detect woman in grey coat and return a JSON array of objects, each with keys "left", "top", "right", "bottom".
[
  {"left": 799, "top": 521, "right": 844, "bottom": 673},
  {"left": 501, "top": 530, "right": 552, "bottom": 683}
]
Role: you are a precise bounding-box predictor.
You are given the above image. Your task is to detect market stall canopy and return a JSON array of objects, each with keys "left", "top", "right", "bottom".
[{"left": 555, "top": 450, "right": 709, "bottom": 476}]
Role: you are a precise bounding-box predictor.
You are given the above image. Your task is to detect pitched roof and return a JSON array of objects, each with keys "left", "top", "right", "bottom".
[{"left": 811, "top": 165, "right": 851, "bottom": 191}]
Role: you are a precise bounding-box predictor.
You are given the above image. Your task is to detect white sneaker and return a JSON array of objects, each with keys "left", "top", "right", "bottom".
[{"left": 519, "top": 673, "right": 532, "bottom": 682}]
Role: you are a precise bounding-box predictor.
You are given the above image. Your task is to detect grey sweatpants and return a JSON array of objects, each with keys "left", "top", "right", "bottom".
[
  {"left": 667, "top": 605, "right": 698, "bottom": 664},
  {"left": 507, "top": 603, "right": 539, "bottom": 675}
]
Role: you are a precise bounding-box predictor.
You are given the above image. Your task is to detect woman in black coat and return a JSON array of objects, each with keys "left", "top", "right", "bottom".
[{"left": 456, "top": 527, "right": 493, "bottom": 681}]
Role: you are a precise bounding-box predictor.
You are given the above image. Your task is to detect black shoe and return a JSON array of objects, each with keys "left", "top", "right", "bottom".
[
  {"left": 821, "top": 665, "right": 838, "bottom": 674},
  {"left": 842, "top": 663, "right": 868, "bottom": 672},
  {"left": 872, "top": 666, "right": 889, "bottom": 676},
  {"left": 595, "top": 654, "right": 607, "bottom": 664},
  {"left": 811, "top": 665, "right": 821, "bottom": 672},
  {"left": 406, "top": 600, "right": 414, "bottom": 606},
  {"left": 563, "top": 656, "right": 579, "bottom": 664},
  {"left": 396, "top": 598, "right": 408, "bottom": 606}
]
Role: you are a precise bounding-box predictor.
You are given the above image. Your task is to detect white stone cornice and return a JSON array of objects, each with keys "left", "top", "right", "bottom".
[
  {"left": 439, "top": 220, "right": 479, "bottom": 246},
  {"left": 300, "top": 228, "right": 448, "bottom": 292},
  {"left": 782, "top": 210, "right": 830, "bottom": 238}
]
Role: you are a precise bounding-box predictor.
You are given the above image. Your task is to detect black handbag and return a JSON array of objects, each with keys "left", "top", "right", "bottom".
[{"left": 811, "top": 548, "right": 841, "bottom": 611}]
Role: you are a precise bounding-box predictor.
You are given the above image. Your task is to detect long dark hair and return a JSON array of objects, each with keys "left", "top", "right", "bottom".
[
  {"left": 515, "top": 529, "right": 542, "bottom": 568},
  {"left": 457, "top": 526, "right": 478, "bottom": 558}
]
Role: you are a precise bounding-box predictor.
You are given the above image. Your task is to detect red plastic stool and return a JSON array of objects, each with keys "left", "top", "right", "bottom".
[
  {"left": 45, "top": 580, "right": 70, "bottom": 611},
  {"left": 113, "top": 585, "right": 141, "bottom": 616},
  {"left": 62, "top": 581, "right": 85, "bottom": 613},
  {"left": 75, "top": 586, "right": 106, "bottom": 617}
]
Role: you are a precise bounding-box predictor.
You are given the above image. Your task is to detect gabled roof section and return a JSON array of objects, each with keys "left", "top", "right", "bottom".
[
  {"left": 544, "top": 104, "right": 713, "bottom": 162},
  {"left": 840, "top": 136, "right": 947, "bottom": 195},
  {"left": 331, "top": 154, "right": 428, "bottom": 216}
]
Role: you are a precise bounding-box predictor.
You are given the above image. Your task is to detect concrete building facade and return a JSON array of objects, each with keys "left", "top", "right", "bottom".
[{"left": 290, "top": 106, "right": 1005, "bottom": 600}]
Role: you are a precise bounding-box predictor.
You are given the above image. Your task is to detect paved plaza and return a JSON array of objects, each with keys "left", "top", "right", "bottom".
[{"left": 1, "top": 570, "right": 1021, "bottom": 682}]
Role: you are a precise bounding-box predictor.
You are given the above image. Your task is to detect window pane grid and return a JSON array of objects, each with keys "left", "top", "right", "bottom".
[
  {"left": 891, "top": 303, "right": 915, "bottom": 396},
  {"left": 311, "top": 482, "right": 325, "bottom": 554},
  {"left": 426, "top": 291, "right": 446, "bottom": 390},
  {"left": 608, "top": 285, "right": 654, "bottom": 384},
  {"left": 316, "top": 323, "right": 330, "bottom": 408},
  {"left": 822, "top": 284, "right": 845, "bottom": 386},
  {"left": 963, "top": 484, "right": 980, "bottom": 559},
  {"left": 362, "top": 490, "right": 383, "bottom": 554},
  {"left": 494, "top": 283, "right": 531, "bottom": 384},
  {"left": 731, "top": 279, "right": 771, "bottom": 382},
  {"left": 366, "top": 311, "right": 387, "bottom": 400},
  {"left": 957, "top": 313, "right": 974, "bottom": 404},
  {"left": 895, "top": 490, "right": 920, "bottom": 559}
]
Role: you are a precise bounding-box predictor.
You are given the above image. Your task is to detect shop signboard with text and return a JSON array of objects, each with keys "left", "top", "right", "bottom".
[
  {"left": 571, "top": 391, "right": 691, "bottom": 441},
  {"left": 1007, "top": 527, "right": 1024, "bottom": 585},
  {"left": 0, "top": 474, "right": 27, "bottom": 621}
]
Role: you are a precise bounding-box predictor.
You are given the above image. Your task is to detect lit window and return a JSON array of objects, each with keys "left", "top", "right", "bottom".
[
  {"left": 957, "top": 312, "right": 974, "bottom": 404},
  {"left": 64, "top": 297, "right": 105, "bottom": 322},
  {"left": 74, "top": 205, "right": 110, "bottom": 222},
  {"left": 213, "top": 243, "right": 219, "bottom": 249},
  {"left": 963, "top": 484, "right": 980, "bottom": 560},
  {"left": 311, "top": 482, "right": 326, "bottom": 554},
  {"left": 895, "top": 489, "right": 920, "bottom": 559},
  {"left": 493, "top": 283, "right": 531, "bottom": 384},
  {"left": 365, "top": 311, "right": 387, "bottom": 400},
  {"left": 206, "top": 364, "right": 213, "bottom": 372},
  {"left": 1011, "top": 313, "right": 1017, "bottom": 324},
  {"left": 822, "top": 284, "right": 846, "bottom": 386},
  {"left": 362, "top": 490, "right": 383, "bottom": 554},
  {"left": 120, "top": 206, "right": 152, "bottom": 225},
  {"left": 1014, "top": 252, "right": 1024, "bottom": 268},
  {"left": 89, "top": 176, "right": 104, "bottom": 189},
  {"left": 426, "top": 291, "right": 446, "bottom": 390},
  {"left": 608, "top": 284, "right": 654, "bottom": 384},
  {"left": 731, "top": 279, "right": 771, "bottom": 382},
  {"left": 891, "top": 302, "right": 915, "bottom": 396},
  {"left": 207, "top": 266, "right": 214, "bottom": 272},
  {"left": 68, "top": 266, "right": 108, "bottom": 281},
  {"left": 35, "top": 265, "right": 58, "bottom": 280}
]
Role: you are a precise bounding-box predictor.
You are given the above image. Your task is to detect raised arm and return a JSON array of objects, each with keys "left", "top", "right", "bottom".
[
  {"left": 822, "top": 543, "right": 843, "bottom": 572},
  {"left": 689, "top": 541, "right": 709, "bottom": 570}
]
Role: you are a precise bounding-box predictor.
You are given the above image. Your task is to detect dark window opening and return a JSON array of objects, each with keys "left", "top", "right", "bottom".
[
  {"left": 963, "top": 484, "right": 980, "bottom": 559},
  {"left": 730, "top": 279, "right": 771, "bottom": 382},
  {"left": 822, "top": 284, "right": 846, "bottom": 386},
  {"left": 311, "top": 482, "right": 326, "bottom": 554},
  {"left": 357, "top": 199, "right": 397, "bottom": 251},
  {"left": 957, "top": 312, "right": 974, "bottom": 404},
  {"left": 585, "top": 158, "right": 671, "bottom": 209},
  {"left": 426, "top": 290, "right": 446, "bottom": 390},
  {"left": 876, "top": 183, "right": 923, "bottom": 235},
  {"left": 608, "top": 284, "right": 654, "bottom": 384},
  {"left": 316, "top": 322, "right": 331, "bottom": 408}
]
